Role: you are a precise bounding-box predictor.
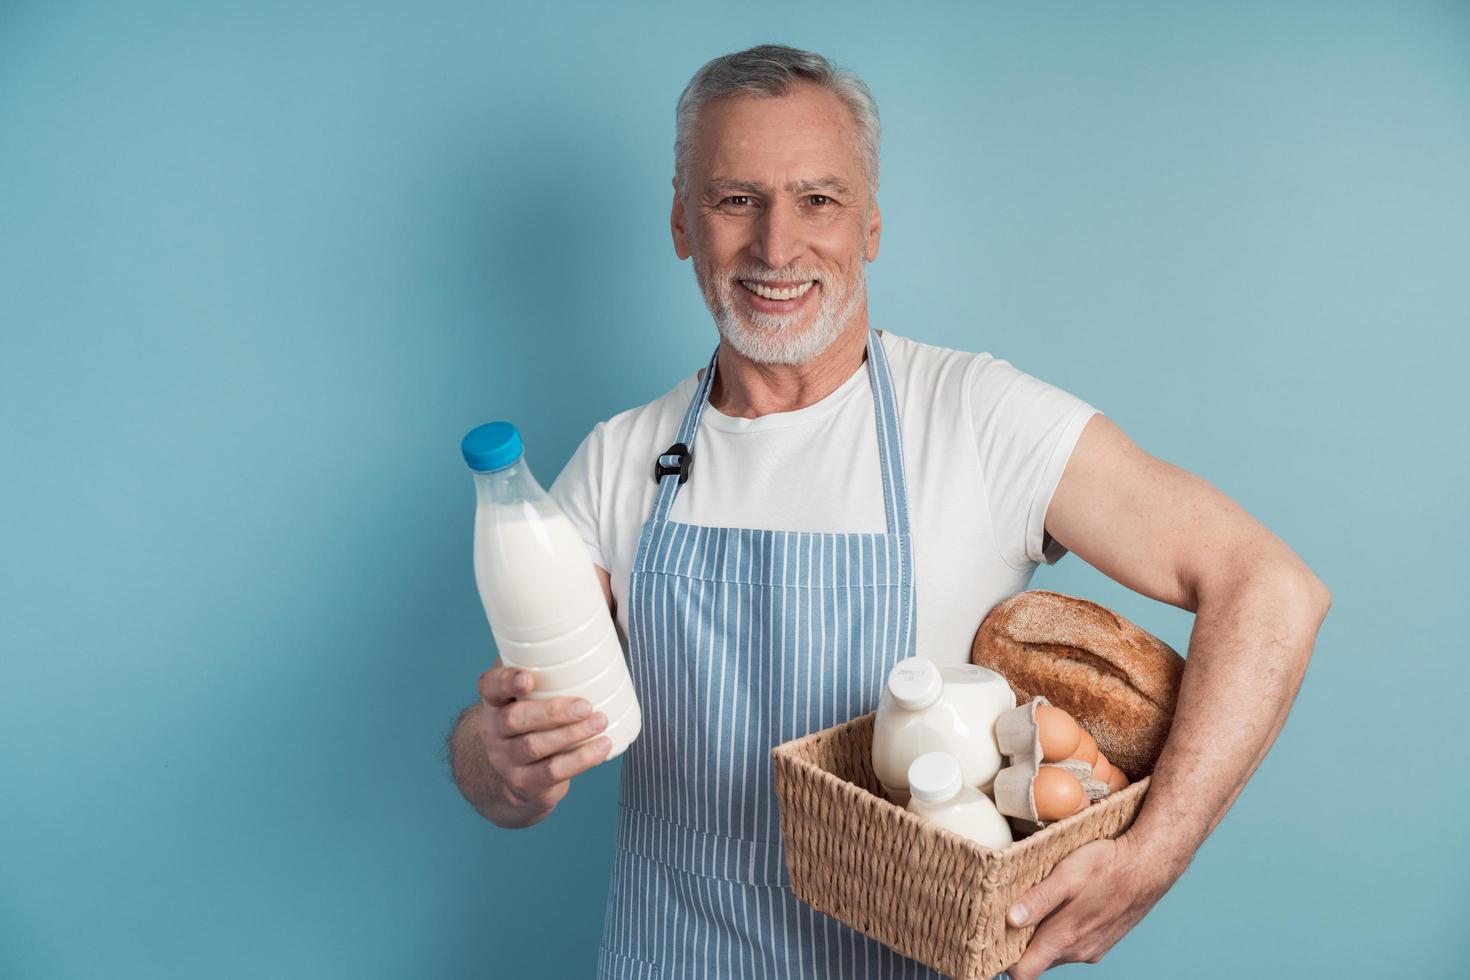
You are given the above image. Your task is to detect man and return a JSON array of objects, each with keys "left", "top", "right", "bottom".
[{"left": 449, "top": 44, "right": 1330, "bottom": 979}]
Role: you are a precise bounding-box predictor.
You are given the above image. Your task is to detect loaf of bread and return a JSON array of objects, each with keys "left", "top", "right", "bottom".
[{"left": 970, "top": 591, "right": 1184, "bottom": 780}]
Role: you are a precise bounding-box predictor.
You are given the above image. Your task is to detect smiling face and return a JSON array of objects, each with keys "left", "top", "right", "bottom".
[{"left": 672, "top": 82, "right": 882, "bottom": 366}]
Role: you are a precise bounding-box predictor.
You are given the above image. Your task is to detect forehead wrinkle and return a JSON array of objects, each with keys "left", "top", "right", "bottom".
[
  {"left": 707, "top": 177, "right": 769, "bottom": 196},
  {"left": 705, "top": 174, "right": 855, "bottom": 197},
  {"left": 787, "top": 175, "right": 852, "bottom": 196}
]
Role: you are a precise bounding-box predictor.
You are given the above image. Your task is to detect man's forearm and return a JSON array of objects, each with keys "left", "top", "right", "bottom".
[
  {"left": 448, "top": 704, "right": 552, "bottom": 830},
  {"left": 1123, "top": 568, "right": 1330, "bottom": 876}
]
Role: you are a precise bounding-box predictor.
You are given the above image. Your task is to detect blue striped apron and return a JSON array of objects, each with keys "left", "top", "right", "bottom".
[{"left": 597, "top": 329, "right": 948, "bottom": 979}]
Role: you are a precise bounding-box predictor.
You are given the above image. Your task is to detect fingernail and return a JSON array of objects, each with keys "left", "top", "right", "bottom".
[
  {"left": 515, "top": 673, "right": 530, "bottom": 692},
  {"left": 1009, "top": 904, "right": 1029, "bottom": 926},
  {"left": 571, "top": 700, "right": 591, "bottom": 718},
  {"left": 591, "top": 712, "right": 607, "bottom": 730}
]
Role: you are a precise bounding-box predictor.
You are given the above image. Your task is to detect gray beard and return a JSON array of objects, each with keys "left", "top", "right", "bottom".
[{"left": 692, "top": 252, "right": 867, "bottom": 367}]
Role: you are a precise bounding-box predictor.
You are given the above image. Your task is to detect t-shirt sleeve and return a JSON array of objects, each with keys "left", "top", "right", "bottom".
[
  {"left": 549, "top": 421, "right": 609, "bottom": 572},
  {"left": 967, "top": 356, "right": 1099, "bottom": 569}
]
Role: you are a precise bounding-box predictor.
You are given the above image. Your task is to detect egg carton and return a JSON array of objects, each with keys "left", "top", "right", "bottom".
[{"left": 992, "top": 696, "right": 1112, "bottom": 835}]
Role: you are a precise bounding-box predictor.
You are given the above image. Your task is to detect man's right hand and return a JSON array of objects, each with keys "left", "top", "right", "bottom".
[{"left": 470, "top": 660, "right": 614, "bottom": 824}]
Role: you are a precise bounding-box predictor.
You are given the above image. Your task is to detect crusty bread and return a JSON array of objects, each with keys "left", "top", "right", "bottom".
[{"left": 971, "top": 591, "right": 1184, "bottom": 780}]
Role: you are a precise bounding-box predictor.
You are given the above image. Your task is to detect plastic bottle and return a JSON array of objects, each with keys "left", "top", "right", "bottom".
[
  {"left": 462, "top": 421, "right": 641, "bottom": 758},
  {"left": 905, "top": 752, "right": 1014, "bottom": 850},
  {"left": 871, "top": 657, "right": 1015, "bottom": 803}
]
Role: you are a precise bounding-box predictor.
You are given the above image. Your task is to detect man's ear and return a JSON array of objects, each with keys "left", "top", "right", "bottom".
[
  {"left": 866, "top": 198, "right": 882, "bottom": 262},
  {"left": 671, "top": 179, "right": 692, "bottom": 260}
]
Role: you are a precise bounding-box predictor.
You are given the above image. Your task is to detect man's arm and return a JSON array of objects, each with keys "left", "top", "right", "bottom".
[
  {"left": 1003, "top": 414, "right": 1330, "bottom": 978},
  {"left": 448, "top": 565, "right": 619, "bottom": 829}
]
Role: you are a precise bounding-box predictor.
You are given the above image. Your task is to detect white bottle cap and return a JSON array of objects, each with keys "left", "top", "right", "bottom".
[
  {"left": 907, "top": 751, "right": 963, "bottom": 803},
  {"left": 887, "top": 657, "right": 943, "bottom": 710}
]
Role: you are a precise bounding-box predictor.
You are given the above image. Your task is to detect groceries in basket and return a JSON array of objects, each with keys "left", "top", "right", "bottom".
[
  {"left": 870, "top": 657, "right": 1016, "bottom": 804},
  {"left": 771, "top": 590, "right": 1186, "bottom": 979},
  {"left": 992, "top": 696, "right": 1131, "bottom": 833},
  {"left": 904, "top": 751, "right": 1014, "bottom": 849},
  {"left": 970, "top": 590, "right": 1184, "bottom": 779},
  {"left": 873, "top": 653, "right": 1131, "bottom": 842}
]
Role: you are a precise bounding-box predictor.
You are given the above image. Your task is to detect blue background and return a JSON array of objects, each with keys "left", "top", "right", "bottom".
[{"left": 2, "top": 1, "right": 1466, "bottom": 977}]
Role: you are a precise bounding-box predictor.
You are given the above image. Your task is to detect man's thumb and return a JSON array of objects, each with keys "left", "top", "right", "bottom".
[
  {"left": 1008, "top": 877, "right": 1063, "bottom": 929},
  {"left": 1008, "top": 840, "right": 1102, "bottom": 928}
]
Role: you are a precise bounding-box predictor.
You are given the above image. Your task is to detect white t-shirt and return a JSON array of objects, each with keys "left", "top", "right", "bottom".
[{"left": 549, "top": 331, "right": 1099, "bottom": 666}]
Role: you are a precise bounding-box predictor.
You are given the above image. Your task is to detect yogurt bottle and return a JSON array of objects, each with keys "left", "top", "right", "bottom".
[
  {"left": 872, "top": 657, "right": 1015, "bottom": 803},
  {"left": 905, "top": 752, "right": 1014, "bottom": 851},
  {"left": 462, "top": 421, "right": 641, "bottom": 758}
]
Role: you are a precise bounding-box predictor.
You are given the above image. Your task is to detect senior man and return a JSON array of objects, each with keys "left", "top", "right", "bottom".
[{"left": 450, "top": 44, "right": 1330, "bottom": 979}]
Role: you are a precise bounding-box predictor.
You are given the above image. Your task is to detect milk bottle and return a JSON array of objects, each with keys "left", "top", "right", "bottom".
[
  {"left": 871, "top": 657, "right": 1015, "bottom": 803},
  {"left": 462, "top": 421, "right": 641, "bottom": 758},
  {"left": 905, "top": 752, "right": 1014, "bottom": 851}
]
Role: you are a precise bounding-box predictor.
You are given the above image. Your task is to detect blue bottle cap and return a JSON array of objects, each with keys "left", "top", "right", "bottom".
[{"left": 461, "top": 421, "right": 523, "bottom": 472}]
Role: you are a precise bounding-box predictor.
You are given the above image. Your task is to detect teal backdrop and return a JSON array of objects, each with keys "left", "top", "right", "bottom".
[{"left": 2, "top": 1, "right": 1466, "bottom": 977}]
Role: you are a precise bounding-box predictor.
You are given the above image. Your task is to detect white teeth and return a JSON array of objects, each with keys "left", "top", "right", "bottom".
[{"left": 742, "top": 280, "right": 815, "bottom": 301}]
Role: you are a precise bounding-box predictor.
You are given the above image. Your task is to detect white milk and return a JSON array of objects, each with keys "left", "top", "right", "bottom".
[
  {"left": 464, "top": 422, "right": 641, "bottom": 759},
  {"left": 474, "top": 502, "right": 610, "bottom": 643},
  {"left": 871, "top": 657, "right": 1016, "bottom": 804},
  {"left": 905, "top": 752, "right": 1014, "bottom": 851}
]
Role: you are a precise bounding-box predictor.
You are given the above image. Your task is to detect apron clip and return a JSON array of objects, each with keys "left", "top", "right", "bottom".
[{"left": 653, "top": 442, "right": 692, "bottom": 485}]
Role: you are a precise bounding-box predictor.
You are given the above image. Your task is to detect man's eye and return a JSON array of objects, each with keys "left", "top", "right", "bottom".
[
  {"left": 807, "top": 195, "right": 832, "bottom": 207},
  {"left": 723, "top": 196, "right": 753, "bottom": 207}
]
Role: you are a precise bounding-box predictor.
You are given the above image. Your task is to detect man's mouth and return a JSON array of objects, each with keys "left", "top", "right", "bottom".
[{"left": 739, "top": 279, "right": 816, "bottom": 301}]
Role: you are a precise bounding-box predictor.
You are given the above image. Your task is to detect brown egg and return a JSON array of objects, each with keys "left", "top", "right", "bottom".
[
  {"left": 1035, "top": 705, "right": 1082, "bottom": 762},
  {"left": 1071, "top": 728, "right": 1099, "bottom": 767},
  {"left": 1073, "top": 793, "right": 1092, "bottom": 815},
  {"left": 1032, "top": 766, "right": 1086, "bottom": 822},
  {"left": 1106, "top": 767, "right": 1129, "bottom": 793},
  {"left": 1091, "top": 753, "right": 1114, "bottom": 785}
]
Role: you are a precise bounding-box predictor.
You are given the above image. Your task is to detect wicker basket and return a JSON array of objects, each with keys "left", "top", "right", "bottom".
[{"left": 771, "top": 711, "right": 1150, "bottom": 979}]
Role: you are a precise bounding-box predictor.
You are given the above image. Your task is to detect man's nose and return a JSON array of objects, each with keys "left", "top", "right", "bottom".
[{"left": 750, "top": 200, "right": 803, "bottom": 270}]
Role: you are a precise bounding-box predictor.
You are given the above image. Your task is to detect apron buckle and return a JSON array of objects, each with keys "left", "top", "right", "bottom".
[{"left": 653, "top": 442, "right": 692, "bottom": 485}]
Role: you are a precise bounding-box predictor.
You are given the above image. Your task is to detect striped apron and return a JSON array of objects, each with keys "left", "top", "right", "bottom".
[{"left": 597, "top": 329, "right": 948, "bottom": 979}]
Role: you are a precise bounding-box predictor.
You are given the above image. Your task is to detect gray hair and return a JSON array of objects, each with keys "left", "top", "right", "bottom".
[{"left": 674, "top": 44, "right": 881, "bottom": 201}]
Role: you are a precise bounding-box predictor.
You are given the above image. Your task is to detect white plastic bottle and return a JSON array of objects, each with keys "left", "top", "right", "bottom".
[
  {"left": 871, "top": 657, "right": 1016, "bottom": 803},
  {"left": 905, "top": 752, "right": 1014, "bottom": 851},
  {"left": 462, "top": 421, "right": 641, "bottom": 758}
]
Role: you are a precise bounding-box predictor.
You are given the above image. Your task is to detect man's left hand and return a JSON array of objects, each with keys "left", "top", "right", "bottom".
[{"left": 1003, "top": 834, "right": 1179, "bottom": 979}]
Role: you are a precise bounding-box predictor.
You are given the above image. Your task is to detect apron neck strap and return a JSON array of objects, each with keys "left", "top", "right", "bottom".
[{"left": 652, "top": 329, "right": 911, "bottom": 538}]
